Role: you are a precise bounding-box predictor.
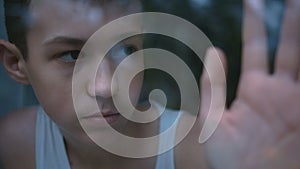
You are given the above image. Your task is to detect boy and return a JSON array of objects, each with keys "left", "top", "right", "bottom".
[
  {"left": 0, "top": 0, "right": 299, "bottom": 169},
  {"left": 0, "top": 0, "right": 208, "bottom": 168}
]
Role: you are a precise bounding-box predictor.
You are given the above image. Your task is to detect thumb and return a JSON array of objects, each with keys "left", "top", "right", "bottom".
[{"left": 199, "top": 47, "right": 227, "bottom": 143}]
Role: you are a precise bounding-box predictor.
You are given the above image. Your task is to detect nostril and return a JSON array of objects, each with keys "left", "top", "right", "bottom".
[{"left": 86, "top": 80, "right": 97, "bottom": 97}]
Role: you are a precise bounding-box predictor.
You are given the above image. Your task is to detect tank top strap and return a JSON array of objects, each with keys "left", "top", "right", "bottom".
[
  {"left": 155, "top": 105, "right": 181, "bottom": 169},
  {"left": 35, "top": 107, "right": 71, "bottom": 169}
]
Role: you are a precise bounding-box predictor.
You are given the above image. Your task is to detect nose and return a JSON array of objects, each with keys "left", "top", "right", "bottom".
[{"left": 86, "top": 59, "right": 118, "bottom": 99}]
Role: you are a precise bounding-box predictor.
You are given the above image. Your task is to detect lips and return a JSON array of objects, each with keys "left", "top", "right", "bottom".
[
  {"left": 81, "top": 111, "right": 120, "bottom": 119},
  {"left": 79, "top": 110, "right": 121, "bottom": 127}
]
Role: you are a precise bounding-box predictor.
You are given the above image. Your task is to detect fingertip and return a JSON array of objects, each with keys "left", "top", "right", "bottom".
[
  {"left": 210, "top": 47, "right": 227, "bottom": 72},
  {"left": 204, "top": 47, "right": 227, "bottom": 81}
]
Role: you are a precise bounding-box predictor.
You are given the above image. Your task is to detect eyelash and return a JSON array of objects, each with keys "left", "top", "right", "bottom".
[
  {"left": 56, "top": 44, "right": 138, "bottom": 64},
  {"left": 57, "top": 50, "right": 81, "bottom": 63},
  {"left": 110, "top": 44, "right": 139, "bottom": 62}
]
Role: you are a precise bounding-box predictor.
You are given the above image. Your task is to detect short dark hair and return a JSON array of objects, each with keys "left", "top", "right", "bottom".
[
  {"left": 4, "top": 0, "right": 31, "bottom": 60},
  {"left": 4, "top": 0, "right": 143, "bottom": 60}
]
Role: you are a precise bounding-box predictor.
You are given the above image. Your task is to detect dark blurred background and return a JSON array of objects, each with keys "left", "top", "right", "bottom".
[{"left": 141, "top": 0, "right": 283, "bottom": 109}]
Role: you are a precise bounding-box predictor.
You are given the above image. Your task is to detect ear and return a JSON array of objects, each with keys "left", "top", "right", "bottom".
[{"left": 0, "top": 40, "right": 30, "bottom": 84}]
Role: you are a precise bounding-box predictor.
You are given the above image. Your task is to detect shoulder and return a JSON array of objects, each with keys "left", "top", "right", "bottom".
[{"left": 0, "top": 106, "right": 38, "bottom": 169}]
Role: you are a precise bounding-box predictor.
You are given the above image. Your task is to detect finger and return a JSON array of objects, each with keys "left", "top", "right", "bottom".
[
  {"left": 275, "top": 0, "right": 300, "bottom": 79},
  {"left": 199, "top": 47, "right": 227, "bottom": 143},
  {"left": 242, "top": 0, "right": 268, "bottom": 74},
  {"left": 200, "top": 48, "right": 227, "bottom": 119}
]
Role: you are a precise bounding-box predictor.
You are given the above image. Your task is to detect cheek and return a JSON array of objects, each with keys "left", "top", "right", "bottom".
[
  {"left": 27, "top": 63, "right": 79, "bottom": 129},
  {"left": 129, "top": 72, "right": 144, "bottom": 104}
]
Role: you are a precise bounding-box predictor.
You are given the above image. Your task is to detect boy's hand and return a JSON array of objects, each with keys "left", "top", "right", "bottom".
[{"left": 200, "top": 0, "right": 300, "bottom": 168}]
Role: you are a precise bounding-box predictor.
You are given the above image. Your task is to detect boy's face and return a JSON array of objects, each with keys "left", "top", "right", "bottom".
[{"left": 23, "top": 0, "right": 143, "bottom": 140}]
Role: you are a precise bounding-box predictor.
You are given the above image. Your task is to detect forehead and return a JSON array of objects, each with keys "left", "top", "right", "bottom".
[
  {"left": 29, "top": 0, "right": 142, "bottom": 21},
  {"left": 27, "top": 0, "right": 142, "bottom": 41},
  {"left": 27, "top": 0, "right": 141, "bottom": 54}
]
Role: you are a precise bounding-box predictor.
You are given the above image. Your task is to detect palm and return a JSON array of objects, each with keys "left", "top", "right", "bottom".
[
  {"left": 206, "top": 73, "right": 300, "bottom": 169},
  {"left": 200, "top": 0, "right": 300, "bottom": 168}
]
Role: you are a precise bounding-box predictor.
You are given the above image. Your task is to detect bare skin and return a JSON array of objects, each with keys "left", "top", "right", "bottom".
[
  {"left": 0, "top": 0, "right": 299, "bottom": 168},
  {"left": 0, "top": 106, "right": 37, "bottom": 169}
]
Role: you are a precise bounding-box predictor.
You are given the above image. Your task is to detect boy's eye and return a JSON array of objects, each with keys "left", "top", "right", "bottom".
[
  {"left": 110, "top": 44, "right": 138, "bottom": 62},
  {"left": 123, "top": 45, "right": 138, "bottom": 55},
  {"left": 59, "top": 50, "right": 80, "bottom": 62}
]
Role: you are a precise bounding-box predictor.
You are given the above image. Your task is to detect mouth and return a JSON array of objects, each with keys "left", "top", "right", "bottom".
[{"left": 80, "top": 111, "right": 121, "bottom": 124}]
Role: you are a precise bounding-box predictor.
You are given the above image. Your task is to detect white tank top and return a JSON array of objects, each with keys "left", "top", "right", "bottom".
[{"left": 35, "top": 107, "right": 180, "bottom": 169}]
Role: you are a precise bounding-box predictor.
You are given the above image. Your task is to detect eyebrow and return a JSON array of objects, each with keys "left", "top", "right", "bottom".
[
  {"left": 42, "top": 30, "right": 142, "bottom": 46},
  {"left": 43, "top": 36, "right": 86, "bottom": 46}
]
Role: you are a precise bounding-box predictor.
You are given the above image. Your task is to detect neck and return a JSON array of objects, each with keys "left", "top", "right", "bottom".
[{"left": 60, "top": 116, "right": 160, "bottom": 169}]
